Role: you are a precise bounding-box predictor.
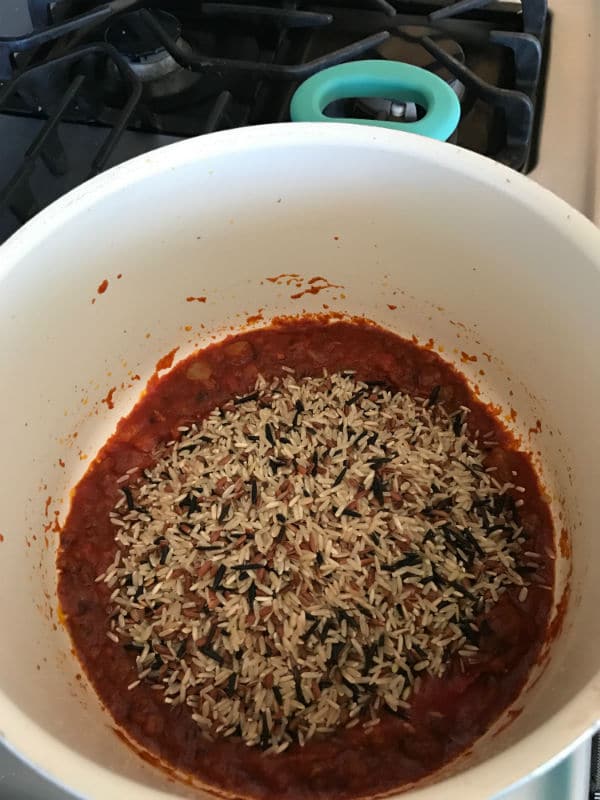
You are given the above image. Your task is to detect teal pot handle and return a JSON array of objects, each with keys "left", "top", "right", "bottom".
[{"left": 290, "top": 60, "right": 460, "bottom": 142}]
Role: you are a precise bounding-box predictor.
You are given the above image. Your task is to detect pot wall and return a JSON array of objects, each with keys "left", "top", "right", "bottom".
[{"left": 0, "top": 124, "right": 598, "bottom": 800}]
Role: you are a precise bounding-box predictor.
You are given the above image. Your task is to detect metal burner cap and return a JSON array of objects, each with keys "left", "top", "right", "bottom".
[
  {"left": 353, "top": 36, "right": 466, "bottom": 122},
  {"left": 105, "top": 9, "right": 181, "bottom": 62}
]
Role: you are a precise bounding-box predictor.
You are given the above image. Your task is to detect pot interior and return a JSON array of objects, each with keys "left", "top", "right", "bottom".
[{"left": 0, "top": 125, "right": 598, "bottom": 800}]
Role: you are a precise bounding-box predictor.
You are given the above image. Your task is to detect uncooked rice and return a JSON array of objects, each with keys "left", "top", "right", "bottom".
[{"left": 99, "top": 371, "right": 530, "bottom": 752}]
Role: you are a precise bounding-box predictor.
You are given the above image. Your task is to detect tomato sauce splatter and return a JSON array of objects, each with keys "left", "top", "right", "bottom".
[
  {"left": 102, "top": 387, "right": 116, "bottom": 410},
  {"left": 290, "top": 277, "right": 342, "bottom": 300},
  {"left": 246, "top": 310, "right": 264, "bottom": 325},
  {"left": 529, "top": 419, "right": 543, "bottom": 435},
  {"left": 559, "top": 527, "right": 571, "bottom": 558},
  {"left": 267, "top": 273, "right": 301, "bottom": 285},
  {"left": 155, "top": 348, "right": 179, "bottom": 373}
]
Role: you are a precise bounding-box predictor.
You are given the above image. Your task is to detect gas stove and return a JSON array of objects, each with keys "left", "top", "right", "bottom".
[
  {"left": 0, "top": 1, "right": 598, "bottom": 799},
  {"left": 0, "top": 0, "right": 557, "bottom": 243}
]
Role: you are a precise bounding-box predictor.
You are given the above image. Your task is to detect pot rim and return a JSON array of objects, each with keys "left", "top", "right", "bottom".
[{"left": 1, "top": 122, "right": 599, "bottom": 800}]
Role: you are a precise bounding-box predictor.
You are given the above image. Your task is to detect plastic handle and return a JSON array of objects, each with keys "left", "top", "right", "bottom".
[{"left": 290, "top": 60, "right": 461, "bottom": 142}]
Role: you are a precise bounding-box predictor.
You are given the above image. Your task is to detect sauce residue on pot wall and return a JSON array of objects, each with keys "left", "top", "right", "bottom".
[
  {"left": 559, "top": 527, "right": 571, "bottom": 559},
  {"left": 102, "top": 387, "right": 117, "bottom": 410},
  {"left": 266, "top": 273, "right": 343, "bottom": 302},
  {"left": 266, "top": 273, "right": 302, "bottom": 286},
  {"left": 155, "top": 348, "right": 179, "bottom": 373},
  {"left": 547, "top": 582, "right": 571, "bottom": 644},
  {"left": 290, "top": 276, "right": 342, "bottom": 300},
  {"left": 246, "top": 309, "right": 264, "bottom": 325},
  {"left": 492, "top": 707, "right": 524, "bottom": 737}
]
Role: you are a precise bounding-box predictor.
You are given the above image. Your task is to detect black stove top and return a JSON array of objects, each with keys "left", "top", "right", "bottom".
[{"left": 0, "top": 1, "right": 549, "bottom": 243}]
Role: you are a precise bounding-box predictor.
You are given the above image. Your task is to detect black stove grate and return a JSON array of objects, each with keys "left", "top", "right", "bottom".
[
  {"left": 0, "top": 42, "right": 141, "bottom": 222},
  {"left": 0, "top": 1, "right": 549, "bottom": 239}
]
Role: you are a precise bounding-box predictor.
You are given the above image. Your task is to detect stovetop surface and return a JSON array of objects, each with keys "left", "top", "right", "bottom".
[{"left": 0, "top": 0, "right": 551, "bottom": 242}]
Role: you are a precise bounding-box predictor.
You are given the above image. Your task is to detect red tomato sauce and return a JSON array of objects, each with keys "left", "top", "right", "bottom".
[{"left": 58, "top": 319, "right": 554, "bottom": 799}]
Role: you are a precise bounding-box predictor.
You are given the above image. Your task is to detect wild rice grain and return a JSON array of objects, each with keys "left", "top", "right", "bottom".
[{"left": 103, "top": 371, "right": 532, "bottom": 752}]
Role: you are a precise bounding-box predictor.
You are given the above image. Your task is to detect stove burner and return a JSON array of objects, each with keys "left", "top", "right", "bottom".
[
  {"left": 353, "top": 96, "right": 419, "bottom": 123},
  {"left": 103, "top": 10, "right": 201, "bottom": 107},
  {"left": 0, "top": 0, "right": 551, "bottom": 243},
  {"left": 105, "top": 9, "right": 180, "bottom": 63},
  {"left": 354, "top": 37, "right": 466, "bottom": 123}
]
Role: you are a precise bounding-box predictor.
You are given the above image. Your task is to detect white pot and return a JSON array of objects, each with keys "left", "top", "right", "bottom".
[{"left": 0, "top": 124, "right": 598, "bottom": 800}]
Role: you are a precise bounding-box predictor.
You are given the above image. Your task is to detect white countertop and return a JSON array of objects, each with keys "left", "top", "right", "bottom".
[{"left": 531, "top": 0, "right": 599, "bottom": 224}]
